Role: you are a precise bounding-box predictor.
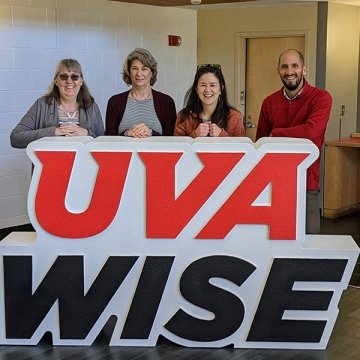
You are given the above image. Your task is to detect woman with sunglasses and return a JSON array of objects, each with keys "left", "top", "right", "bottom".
[
  {"left": 10, "top": 59, "right": 104, "bottom": 148},
  {"left": 174, "top": 64, "right": 244, "bottom": 137},
  {"left": 105, "top": 48, "right": 176, "bottom": 138}
]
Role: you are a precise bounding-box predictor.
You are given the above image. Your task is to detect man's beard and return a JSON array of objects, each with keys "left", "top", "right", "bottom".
[{"left": 282, "top": 75, "right": 303, "bottom": 91}]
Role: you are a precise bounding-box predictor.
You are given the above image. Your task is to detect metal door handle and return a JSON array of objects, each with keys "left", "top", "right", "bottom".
[{"left": 245, "top": 121, "right": 256, "bottom": 128}]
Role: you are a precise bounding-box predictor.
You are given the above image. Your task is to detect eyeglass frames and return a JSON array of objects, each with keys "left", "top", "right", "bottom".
[
  {"left": 197, "top": 64, "right": 221, "bottom": 71},
  {"left": 58, "top": 73, "right": 81, "bottom": 81}
]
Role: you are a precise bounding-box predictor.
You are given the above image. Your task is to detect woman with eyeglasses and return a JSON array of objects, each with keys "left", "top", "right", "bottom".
[
  {"left": 105, "top": 48, "right": 176, "bottom": 138},
  {"left": 174, "top": 64, "right": 245, "bottom": 137},
  {"left": 10, "top": 59, "right": 104, "bottom": 148}
]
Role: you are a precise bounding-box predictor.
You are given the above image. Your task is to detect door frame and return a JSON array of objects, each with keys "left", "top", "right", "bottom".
[
  {"left": 234, "top": 30, "right": 330, "bottom": 215},
  {"left": 234, "top": 30, "right": 310, "bottom": 117}
]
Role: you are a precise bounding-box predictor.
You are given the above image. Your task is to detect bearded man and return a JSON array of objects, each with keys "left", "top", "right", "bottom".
[{"left": 256, "top": 49, "right": 332, "bottom": 234}]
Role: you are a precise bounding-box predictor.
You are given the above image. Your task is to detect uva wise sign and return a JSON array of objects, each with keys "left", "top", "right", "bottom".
[{"left": 0, "top": 136, "right": 358, "bottom": 349}]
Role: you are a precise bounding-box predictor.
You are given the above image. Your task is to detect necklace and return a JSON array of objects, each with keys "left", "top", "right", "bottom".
[
  {"left": 200, "top": 112, "right": 212, "bottom": 123},
  {"left": 129, "top": 89, "right": 152, "bottom": 101},
  {"left": 58, "top": 105, "right": 79, "bottom": 119}
]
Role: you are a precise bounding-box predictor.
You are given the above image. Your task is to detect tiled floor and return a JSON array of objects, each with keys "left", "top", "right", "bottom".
[
  {"left": 0, "top": 223, "right": 35, "bottom": 241},
  {"left": 320, "top": 212, "right": 360, "bottom": 286}
]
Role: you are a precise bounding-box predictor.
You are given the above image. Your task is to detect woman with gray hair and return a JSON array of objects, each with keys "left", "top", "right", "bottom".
[
  {"left": 105, "top": 48, "right": 176, "bottom": 137},
  {"left": 10, "top": 58, "right": 104, "bottom": 148}
]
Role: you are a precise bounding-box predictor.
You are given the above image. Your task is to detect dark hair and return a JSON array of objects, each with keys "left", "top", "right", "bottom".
[
  {"left": 122, "top": 48, "right": 158, "bottom": 86},
  {"left": 178, "top": 64, "right": 235, "bottom": 130},
  {"left": 278, "top": 49, "right": 305, "bottom": 67},
  {"left": 45, "top": 58, "right": 94, "bottom": 109}
]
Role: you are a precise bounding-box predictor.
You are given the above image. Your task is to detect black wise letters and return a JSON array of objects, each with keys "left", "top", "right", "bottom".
[
  {"left": 121, "top": 256, "right": 175, "bottom": 339},
  {"left": 4, "top": 256, "right": 138, "bottom": 339},
  {"left": 247, "top": 258, "right": 348, "bottom": 343},
  {"left": 165, "top": 255, "right": 256, "bottom": 342}
]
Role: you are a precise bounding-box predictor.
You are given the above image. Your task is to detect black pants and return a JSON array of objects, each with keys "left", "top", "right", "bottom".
[{"left": 306, "top": 190, "right": 320, "bottom": 234}]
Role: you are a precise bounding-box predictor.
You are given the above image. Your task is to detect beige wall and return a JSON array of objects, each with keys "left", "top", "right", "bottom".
[
  {"left": 198, "top": 2, "right": 360, "bottom": 142},
  {"left": 197, "top": 3, "right": 318, "bottom": 105},
  {"left": 326, "top": 3, "right": 360, "bottom": 141}
]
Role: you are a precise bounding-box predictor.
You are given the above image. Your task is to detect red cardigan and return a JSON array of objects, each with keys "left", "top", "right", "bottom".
[
  {"left": 256, "top": 80, "right": 332, "bottom": 190},
  {"left": 105, "top": 89, "right": 176, "bottom": 136},
  {"left": 174, "top": 108, "right": 245, "bottom": 137}
]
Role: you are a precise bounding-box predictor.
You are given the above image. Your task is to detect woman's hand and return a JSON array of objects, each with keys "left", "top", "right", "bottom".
[
  {"left": 195, "top": 122, "right": 210, "bottom": 137},
  {"left": 56, "top": 125, "right": 88, "bottom": 137},
  {"left": 127, "top": 123, "right": 152, "bottom": 138},
  {"left": 209, "top": 123, "right": 222, "bottom": 137}
]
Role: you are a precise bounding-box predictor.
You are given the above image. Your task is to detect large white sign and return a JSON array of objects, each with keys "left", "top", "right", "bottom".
[{"left": 0, "top": 136, "right": 358, "bottom": 349}]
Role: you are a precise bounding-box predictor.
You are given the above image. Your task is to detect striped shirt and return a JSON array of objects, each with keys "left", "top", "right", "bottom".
[
  {"left": 118, "top": 98, "right": 162, "bottom": 135},
  {"left": 57, "top": 106, "right": 79, "bottom": 125}
]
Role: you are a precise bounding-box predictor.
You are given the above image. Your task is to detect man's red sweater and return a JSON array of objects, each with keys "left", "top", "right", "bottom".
[{"left": 256, "top": 80, "right": 332, "bottom": 190}]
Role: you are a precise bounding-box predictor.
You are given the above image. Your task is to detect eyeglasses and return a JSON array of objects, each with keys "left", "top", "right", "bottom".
[
  {"left": 197, "top": 64, "right": 221, "bottom": 71},
  {"left": 58, "top": 74, "right": 81, "bottom": 81}
]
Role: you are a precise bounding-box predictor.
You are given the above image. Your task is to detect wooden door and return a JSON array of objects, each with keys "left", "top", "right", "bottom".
[{"left": 244, "top": 37, "right": 305, "bottom": 141}]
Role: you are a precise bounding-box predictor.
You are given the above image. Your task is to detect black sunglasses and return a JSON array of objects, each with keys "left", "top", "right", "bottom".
[
  {"left": 58, "top": 73, "right": 81, "bottom": 81},
  {"left": 197, "top": 64, "right": 221, "bottom": 71}
]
